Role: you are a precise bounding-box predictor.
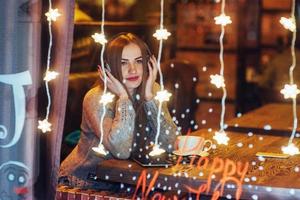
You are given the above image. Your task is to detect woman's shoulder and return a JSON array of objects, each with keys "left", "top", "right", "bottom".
[
  {"left": 83, "top": 85, "right": 115, "bottom": 111},
  {"left": 84, "top": 85, "right": 103, "bottom": 99},
  {"left": 83, "top": 85, "right": 103, "bottom": 107}
]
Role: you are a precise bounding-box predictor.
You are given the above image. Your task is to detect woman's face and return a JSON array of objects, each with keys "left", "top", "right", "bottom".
[{"left": 121, "top": 43, "right": 144, "bottom": 94}]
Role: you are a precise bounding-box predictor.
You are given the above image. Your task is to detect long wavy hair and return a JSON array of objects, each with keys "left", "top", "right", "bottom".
[
  {"left": 104, "top": 32, "right": 150, "bottom": 106},
  {"left": 104, "top": 33, "right": 151, "bottom": 151}
]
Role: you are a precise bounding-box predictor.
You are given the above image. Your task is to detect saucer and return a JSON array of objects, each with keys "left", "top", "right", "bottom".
[
  {"left": 172, "top": 150, "right": 193, "bottom": 156},
  {"left": 198, "top": 151, "right": 209, "bottom": 157},
  {"left": 173, "top": 150, "right": 209, "bottom": 157}
]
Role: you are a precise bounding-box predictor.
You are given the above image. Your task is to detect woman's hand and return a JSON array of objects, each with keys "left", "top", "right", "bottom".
[
  {"left": 98, "top": 65, "right": 128, "bottom": 100},
  {"left": 145, "top": 55, "right": 158, "bottom": 101}
]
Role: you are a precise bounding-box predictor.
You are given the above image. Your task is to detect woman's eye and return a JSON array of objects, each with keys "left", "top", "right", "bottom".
[
  {"left": 136, "top": 60, "right": 143, "bottom": 64},
  {"left": 121, "top": 61, "right": 127, "bottom": 66}
]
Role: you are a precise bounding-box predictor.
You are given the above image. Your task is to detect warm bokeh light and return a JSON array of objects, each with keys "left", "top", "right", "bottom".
[
  {"left": 154, "top": 90, "right": 172, "bottom": 103},
  {"left": 92, "top": 33, "right": 108, "bottom": 45},
  {"left": 210, "top": 74, "right": 225, "bottom": 88},
  {"left": 153, "top": 28, "right": 171, "bottom": 40},
  {"left": 280, "top": 84, "right": 300, "bottom": 99},
  {"left": 45, "top": 8, "right": 61, "bottom": 21},
  {"left": 99, "top": 92, "right": 115, "bottom": 105},
  {"left": 280, "top": 17, "right": 296, "bottom": 32},
  {"left": 214, "top": 14, "right": 232, "bottom": 26},
  {"left": 44, "top": 71, "right": 59, "bottom": 82},
  {"left": 38, "top": 119, "right": 52, "bottom": 133},
  {"left": 282, "top": 143, "right": 300, "bottom": 155},
  {"left": 213, "top": 130, "right": 229, "bottom": 145},
  {"left": 92, "top": 144, "right": 108, "bottom": 156},
  {"left": 149, "top": 145, "right": 166, "bottom": 157}
]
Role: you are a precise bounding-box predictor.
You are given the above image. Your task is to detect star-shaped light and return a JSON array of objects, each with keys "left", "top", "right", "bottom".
[
  {"left": 280, "top": 17, "right": 296, "bottom": 32},
  {"left": 282, "top": 143, "right": 300, "bottom": 155},
  {"left": 99, "top": 92, "right": 115, "bottom": 105},
  {"left": 280, "top": 84, "right": 300, "bottom": 99},
  {"left": 38, "top": 119, "right": 52, "bottom": 133},
  {"left": 92, "top": 144, "right": 108, "bottom": 156},
  {"left": 213, "top": 130, "right": 229, "bottom": 145},
  {"left": 149, "top": 145, "right": 166, "bottom": 157},
  {"left": 214, "top": 14, "right": 232, "bottom": 26},
  {"left": 154, "top": 90, "right": 172, "bottom": 103},
  {"left": 153, "top": 29, "right": 171, "bottom": 40},
  {"left": 44, "top": 71, "right": 59, "bottom": 82},
  {"left": 45, "top": 8, "right": 61, "bottom": 22},
  {"left": 92, "top": 33, "right": 107, "bottom": 45},
  {"left": 210, "top": 74, "right": 225, "bottom": 88}
]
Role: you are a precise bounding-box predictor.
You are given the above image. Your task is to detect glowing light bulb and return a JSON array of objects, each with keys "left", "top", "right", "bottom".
[
  {"left": 280, "top": 17, "right": 296, "bottom": 32},
  {"left": 210, "top": 74, "right": 225, "bottom": 88},
  {"left": 92, "top": 144, "right": 108, "bottom": 155},
  {"left": 45, "top": 8, "right": 61, "bottom": 21},
  {"left": 92, "top": 33, "right": 107, "bottom": 45},
  {"left": 282, "top": 143, "right": 300, "bottom": 155},
  {"left": 213, "top": 130, "right": 229, "bottom": 145},
  {"left": 214, "top": 14, "right": 232, "bottom": 26},
  {"left": 154, "top": 90, "right": 172, "bottom": 103},
  {"left": 44, "top": 71, "right": 59, "bottom": 81},
  {"left": 99, "top": 92, "right": 115, "bottom": 105},
  {"left": 38, "top": 119, "right": 52, "bottom": 133},
  {"left": 153, "top": 29, "right": 171, "bottom": 40},
  {"left": 149, "top": 145, "right": 165, "bottom": 157},
  {"left": 280, "top": 84, "right": 300, "bottom": 99}
]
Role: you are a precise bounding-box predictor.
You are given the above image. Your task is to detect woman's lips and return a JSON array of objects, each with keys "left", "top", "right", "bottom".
[{"left": 126, "top": 76, "right": 139, "bottom": 81}]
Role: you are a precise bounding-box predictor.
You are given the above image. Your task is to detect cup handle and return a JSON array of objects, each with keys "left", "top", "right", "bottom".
[{"left": 203, "top": 140, "right": 212, "bottom": 152}]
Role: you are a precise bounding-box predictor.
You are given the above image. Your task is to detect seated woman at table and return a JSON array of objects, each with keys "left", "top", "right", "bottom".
[{"left": 58, "top": 32, "right": 179, "bottom": 189}]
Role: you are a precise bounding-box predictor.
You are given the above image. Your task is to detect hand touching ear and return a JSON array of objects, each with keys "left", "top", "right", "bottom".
[
  {"left": 145, "top": 56, "right": 158, "bottom": 101},
  {"left": 98, "top": 65, "right": 128, "bottom": 100}
]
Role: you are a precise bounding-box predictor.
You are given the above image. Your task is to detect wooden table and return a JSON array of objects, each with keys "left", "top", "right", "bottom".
[
  {"left": 96, "top": 130, "right": 300, "bottom": 200},
  {"left": 227, "top": 103, "right": 300, "bottom": 136}
]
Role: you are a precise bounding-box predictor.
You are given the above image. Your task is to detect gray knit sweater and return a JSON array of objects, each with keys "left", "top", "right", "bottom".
[{"left": 58, "top": 83, "right": 178, "bottom": 187}]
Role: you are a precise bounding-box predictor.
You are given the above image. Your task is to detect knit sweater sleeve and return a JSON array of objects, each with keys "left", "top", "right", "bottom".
[
  {"left": 83, "top": 86, "right": 136, "bottom": 159},
  {"left": 144, "top": 83, "right": 179, "bottom": 152}
]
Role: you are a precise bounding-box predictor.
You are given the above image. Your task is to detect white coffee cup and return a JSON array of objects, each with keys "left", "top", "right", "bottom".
[{"left": 175, "top": 135, "right": 212, "bottom": 155}]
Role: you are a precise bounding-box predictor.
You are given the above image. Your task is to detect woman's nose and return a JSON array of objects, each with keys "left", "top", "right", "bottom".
[{"left": 128, "top": 62, "right": 137, "bottom": 73}]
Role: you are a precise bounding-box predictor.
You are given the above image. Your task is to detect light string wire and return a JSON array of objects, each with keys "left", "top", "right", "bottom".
[
  {"left": 154, "top": 0, "right": 165, "bottom": 146},
  {"left": 219, "top": 0, "right": 227, "bottom": 132},
  {"left": 288, "top": 0, "right": 298, "bottom": 144},
  {"left": 99, "top": 0, "right": 107, "bottom": 146},
  {"left": 38, "top": 0, "right": 61, "bottom": 132},
  {"left": 45, "top": 0, "right": 54, "bottom": 121}
]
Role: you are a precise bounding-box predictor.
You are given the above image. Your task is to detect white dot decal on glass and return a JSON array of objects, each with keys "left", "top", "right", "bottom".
[{"left": 8, "top": 173, "right": 15, "bottom": 181}]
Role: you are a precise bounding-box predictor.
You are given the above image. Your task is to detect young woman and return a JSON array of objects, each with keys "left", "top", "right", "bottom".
[{"left": 58, "top": 32, "right": 178, "bottom": 189}]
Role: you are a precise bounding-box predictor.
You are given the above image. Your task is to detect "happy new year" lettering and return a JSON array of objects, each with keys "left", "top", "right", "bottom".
[{"left": 132, "top": 157, "right": 249, "bottom": 200}]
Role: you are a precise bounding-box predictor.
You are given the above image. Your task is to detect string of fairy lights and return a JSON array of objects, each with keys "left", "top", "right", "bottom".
[
  {"left": 210, "top": 0, "right": 231, "bottom": 145},
  {"left": 279, "top": 0, "right": 300, "bottom": 155},
  {"left": 37, "top": 0, "right": 299, "bottom": 157},
  {"left": 91, "top": 0, "right": 114, "bottom": 155},
  {"left": 149, "top": 0, "right": 172, "bottom": 157},
  {"left": 38, "top": 0, "right": 61, "bottom": 133}
]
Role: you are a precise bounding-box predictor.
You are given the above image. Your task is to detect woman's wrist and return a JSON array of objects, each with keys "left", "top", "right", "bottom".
[
  {"left": 119, "top": 93, "right": 129, "bottom": 100},
  {"left": 145, "top": 93, "right": 154, "bottom": 101}
]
